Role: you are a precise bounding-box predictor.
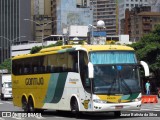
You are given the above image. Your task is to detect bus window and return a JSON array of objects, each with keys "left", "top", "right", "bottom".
[{"left": 69, "top": 51, "right": 78, "bottom": 73}]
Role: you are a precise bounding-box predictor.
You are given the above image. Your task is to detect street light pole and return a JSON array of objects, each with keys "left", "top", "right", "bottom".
[
  {"left": 24, "top": 19, "right": 61, "bottom": 48},
  {"left": 0, "top": 36, "right": 26, "bottom": 73},
  {"left": 88, "top": 24, "right": 96, "bottom": 44},
  {"left": 0, "top": 36, "right": 26, "bottom": 58}
]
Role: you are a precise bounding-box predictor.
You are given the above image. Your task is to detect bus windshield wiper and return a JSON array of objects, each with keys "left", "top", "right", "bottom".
[
  {"left": 121, "top": 78, "right": 132, "bottom": 95},
  {"left": 108, "top": 78, "right": 116, "bottom": 95}
]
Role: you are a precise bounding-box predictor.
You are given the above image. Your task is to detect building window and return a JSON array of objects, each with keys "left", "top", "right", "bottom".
[
  {"left": 136, "top": 31, "right": 139, "bottom": 34},
  {"left": 131, "top": 4, "right": 134, "bottom": 7},
  {"left": 126, "top": 4, "right": 129, "bottom": 7}
]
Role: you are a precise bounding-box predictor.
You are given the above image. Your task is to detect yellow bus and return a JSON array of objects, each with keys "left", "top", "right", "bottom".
[{"left": 12, "top": 45, "right": 149, "bottom": 116}]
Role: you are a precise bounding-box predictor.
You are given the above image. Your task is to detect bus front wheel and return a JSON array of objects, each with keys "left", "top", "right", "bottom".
[
  {"left": 71, "top": 98, "right": 81, "bottom": 118},
  {"left": 22, "top": 97, "right": 29, "bottom": 112},
  {"left": 114, "top": 111, "right": 121, "bottom": 117}
]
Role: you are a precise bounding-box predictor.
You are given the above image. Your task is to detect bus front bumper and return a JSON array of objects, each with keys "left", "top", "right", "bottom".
[{"left": 92, "top": 101, "right": 141, "bottom": 112}]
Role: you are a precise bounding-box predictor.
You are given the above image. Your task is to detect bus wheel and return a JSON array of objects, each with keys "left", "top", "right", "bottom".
[
  {"left": 114, "top": 111, "right": 121, "bottom": 117},
  {"left": 22, "top": 97, "right": 29, "bottom": 112},
  {"left": 28, "top": 97, "right": 35, "bottom": 112},
  {"left": 71, "top": 98, "right": 80, "bottom": 118}
]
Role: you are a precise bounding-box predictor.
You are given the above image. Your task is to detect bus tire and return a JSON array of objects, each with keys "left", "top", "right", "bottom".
[
  {"left": 28, "top": 97, "right": 35, "bottom": 112},
  {"left": 71, "top": 98, "right": 81, "bottom": 118},
  {"left": 28, "top": 97, "right": 44, "bottom": 113},
  {"left": 114, "top": 111, "right": 121, "bottom": 117},
  {"left": 22, "top": 96, "right": 29, "bottom": 112}
]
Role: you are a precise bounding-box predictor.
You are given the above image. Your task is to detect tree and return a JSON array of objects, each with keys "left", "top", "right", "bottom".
[
  {"left": 30, "top": 46, "right": 42, "bottom": 54},
  {"left": 130, "top": 24, "right": 160, "bottom": 80},
  {"left": 30, "top": 40, "right": 63, "bottom": 54},
  {"left": 0, "top": 59, "right": 11, "bottom": 73}
]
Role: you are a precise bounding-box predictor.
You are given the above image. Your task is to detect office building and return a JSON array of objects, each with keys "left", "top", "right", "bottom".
[
  {"left": 0, "top": 0, "right": 31, "bottom": 63},
  {"left": 124, "top": 6, "right": 160, "bottom": 42},
  {"left": 51, "top": 0, "right": 92, "bottom": 35},
  {"left": 118, "top": 0, "right": 149, "bottom": 34},
  {"left": 30, "top": 0, "right": 53, "bottom": 42},
  {"left": 91, "top": 0, "right": 118, "bottom": 35}
]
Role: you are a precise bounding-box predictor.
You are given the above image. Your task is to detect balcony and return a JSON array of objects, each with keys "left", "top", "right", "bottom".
[
  {"left": 143, "top": 26, "right": 151, "bottom": 31},
  {"left": 142, "top": 20, "right": 151, "bottom": 24}
]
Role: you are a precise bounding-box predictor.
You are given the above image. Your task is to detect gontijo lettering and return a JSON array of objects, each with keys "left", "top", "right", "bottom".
[{"left": 25, "top": 77, "right": 44, "bottom": 85}]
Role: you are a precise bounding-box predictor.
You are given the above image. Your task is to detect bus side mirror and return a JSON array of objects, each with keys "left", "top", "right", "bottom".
[
  {"left": 88, "top": 62, "right": 94, "bottom": 79},
  {"left": 140, "top": 61, "right": 150, "bottom": 77}
]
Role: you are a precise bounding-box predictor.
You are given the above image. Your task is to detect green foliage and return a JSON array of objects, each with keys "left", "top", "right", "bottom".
[
  {"left": 30, "top": 46, "right": 42, "bottom": 54},
  {"left": 30, "top": 40, "right": 63, "bottom": 54},
  {"left": 130, "top": 24, "right": 160, "bottom": 79},
  {"left": 0, "top": 59, "right": 11, "bottom": 73}
]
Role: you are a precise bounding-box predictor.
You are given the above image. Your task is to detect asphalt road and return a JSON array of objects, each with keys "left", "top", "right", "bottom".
[{"left": 0, "top": 99, "right": 160, "bottom": 120}]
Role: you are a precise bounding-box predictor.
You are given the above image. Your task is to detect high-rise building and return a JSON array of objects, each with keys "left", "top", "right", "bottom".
[
  {"left": 123, "top": 6, "right": 160, "bottom": 42},
  {"left": 118, "top": 0, "right": 149, "bottom": 34},
  {"left": 30, "top": 0, "right": 92, "bottom": 41},
  {"left": 30, "top": 0, "right": 53, "bottom": 42},
  {"left": 148, "top": 0, "right": 160, "bottom": 12},
  {"left": 0, "top": 0, "right": 31, "bottom": 63},
  {"left": 118, "top": 0, "right": 149, "bottom": 20},
  {"left": 91, "top": 0, "right": 118, "bottom": 35},
  {"left": 52, "top": 0, "right": 92, "bottom": 35}
]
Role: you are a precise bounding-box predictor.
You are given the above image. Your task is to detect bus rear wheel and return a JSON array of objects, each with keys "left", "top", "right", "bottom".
[
  {"left": 28, "top": 97, "right": 44, "bottom": 113},
  {"left": 28, "top": 98, "right": 35, "bottom": 112}
]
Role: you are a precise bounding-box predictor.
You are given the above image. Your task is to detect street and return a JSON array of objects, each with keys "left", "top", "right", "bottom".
[{"left": 0, "top": 99, "right": 160, "bottom": 120}]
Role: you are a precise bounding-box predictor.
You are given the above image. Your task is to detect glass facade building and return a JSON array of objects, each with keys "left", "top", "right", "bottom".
[{"left": 0, "top": 0, "right": 31, "bottom": 63}]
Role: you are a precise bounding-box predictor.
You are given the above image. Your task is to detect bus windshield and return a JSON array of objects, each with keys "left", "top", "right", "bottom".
[
  {"left": 93, "top": 65, "right": 141, "bottom": 95},
  {"left": 89, "top": 51, "right": 140, "bottom": 95},
  {"left": 90, "top": 51, "right": 137, "bottom": 64}
]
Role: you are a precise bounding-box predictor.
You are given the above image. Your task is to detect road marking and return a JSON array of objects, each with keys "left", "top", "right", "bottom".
[
  {"left": 12, "top": 116, "right": 24, "bottom": 120},
  {"left": 0, "top": 103, "right": 3, "bottom": 105},
  {"left": 5, "top": 102, "right": 12, "bottom": 104},
  {"left": 55, "top": 117, "right": 66, "bottom": 119},
  {"left": 0, "top": 117, "right": 5, "bottom": 120},
  {"left": 35, "top": 116, "right": 46, "bottom": 119}
]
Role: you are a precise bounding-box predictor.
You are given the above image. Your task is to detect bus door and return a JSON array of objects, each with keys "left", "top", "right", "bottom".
[{"left": 79, "top": 51, "right": 92, "bottom": 111}]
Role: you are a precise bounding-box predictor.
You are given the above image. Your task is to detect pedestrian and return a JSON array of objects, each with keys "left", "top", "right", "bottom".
[{"left": 145, "top": 80, "right": 150, "bottom": 95}]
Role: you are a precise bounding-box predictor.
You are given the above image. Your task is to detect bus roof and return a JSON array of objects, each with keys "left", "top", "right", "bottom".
[{"left": 12, "top": 45, "right": 134, "bottom": 60}]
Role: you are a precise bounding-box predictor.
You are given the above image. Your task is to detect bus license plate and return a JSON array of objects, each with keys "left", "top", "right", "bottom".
[{"left": 115, "top": 106, "right": 123, "bottom": 109}]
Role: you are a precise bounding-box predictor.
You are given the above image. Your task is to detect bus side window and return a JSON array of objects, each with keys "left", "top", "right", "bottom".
[
  {"left": 51, "top": 65, "right": 54, "bottom": 72},
  {"left": 47, "top": 66, "right": 51, "bottom": 73},
  {"left": 69, "top": 51, "right": 78, "bottom": 72}
]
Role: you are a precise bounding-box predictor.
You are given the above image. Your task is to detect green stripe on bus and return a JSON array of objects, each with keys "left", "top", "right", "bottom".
[
  {"left": 44, "top": 73, "right": 59, "bottom": 103},
  {"left": 125, "top": 93, "right": 139, "bottom": 100},
  {"left": 44, "top": 73, "right": 68, "bottom": 103}
]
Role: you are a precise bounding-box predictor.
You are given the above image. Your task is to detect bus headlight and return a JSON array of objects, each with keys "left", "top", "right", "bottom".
[
  {"left": 93, "top": 99, "right": 107, "bottom": 104},
  {"left": 132, "top": 97, "right": 141, "bottom": 102}
]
